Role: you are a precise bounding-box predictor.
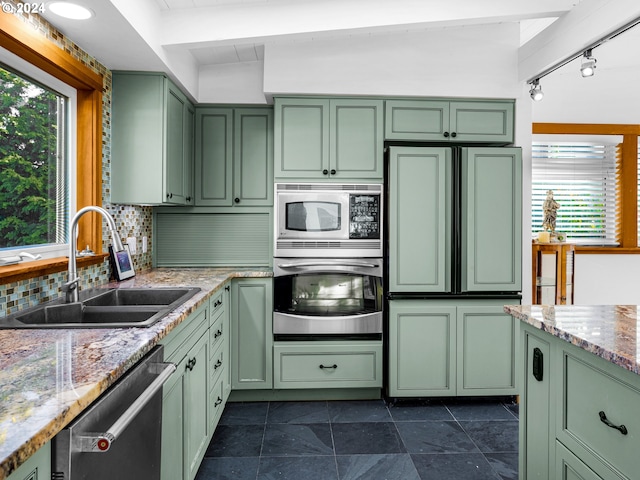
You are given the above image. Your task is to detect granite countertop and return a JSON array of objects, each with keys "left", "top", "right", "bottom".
[
  {"left": 0, "top": 267, "right": 271, "bottom": 480},
  {"left": 504, "top": 304, "right": 640, "bottom": 376}
]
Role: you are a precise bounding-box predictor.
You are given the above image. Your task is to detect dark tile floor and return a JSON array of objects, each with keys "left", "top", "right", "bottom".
[{"left": 195, "top": 398, "right": 519, "bottom": 480}]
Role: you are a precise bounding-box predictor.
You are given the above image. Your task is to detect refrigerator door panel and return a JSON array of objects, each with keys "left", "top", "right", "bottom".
[
  {"left": 388, "top": 147, "right": 452, "bottom": 293},
  {"left": 460, "top": 147, "right": 522, "bottom": 292}
]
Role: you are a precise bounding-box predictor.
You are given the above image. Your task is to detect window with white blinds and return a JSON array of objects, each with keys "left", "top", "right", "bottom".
[{"left": 532, "top": 142, "right": 619, "bottom": 245}]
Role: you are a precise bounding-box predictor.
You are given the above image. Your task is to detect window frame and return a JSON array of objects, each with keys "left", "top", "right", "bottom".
[
  {"left": 0, "top": 46, "right": 77, "bottom": 258},
  {"left": 532, "top": 123, "right": 640, "bottom": 254},
  {"left": 0, "top": 11, "right": 105, "bottom": 284}
]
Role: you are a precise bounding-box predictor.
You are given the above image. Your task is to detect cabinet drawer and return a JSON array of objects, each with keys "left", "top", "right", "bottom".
[
  {"left": 274, "top": 342, "right": 382, "bottom": 389},
  {"left": 210, "top": 341, "right": 226, "bottom": 386},
  {"left": 210, "top": 289, "right": 225, "bottom": 324},
  {"left": 208, "top": 374, "right": 225, "bottom": 434},
  {"left": 559, "top": 352, "right": 640, "bottom": 479},
  {"left": 556, "top": 441, "right": 604, "bottom": 480},
  {"left": 209, "top": 314, "right": 224, "bottom": 357}
]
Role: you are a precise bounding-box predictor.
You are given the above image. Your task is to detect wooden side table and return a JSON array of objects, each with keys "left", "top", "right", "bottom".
[{"left": 532, "top": 242, "right": 575, "bottom": 304}]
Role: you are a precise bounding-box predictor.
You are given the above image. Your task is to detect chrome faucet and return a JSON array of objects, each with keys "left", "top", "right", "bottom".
[{"left": 64, "top": 206, "right": 124, "bottom": 303}]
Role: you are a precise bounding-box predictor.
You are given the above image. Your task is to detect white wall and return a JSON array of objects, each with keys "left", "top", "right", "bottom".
[
  {"left": 575, "top": 255, "right": 640, "bottom": 304},
  {"left": 198, "top": 23, "right": 521, "bottom": 103}
]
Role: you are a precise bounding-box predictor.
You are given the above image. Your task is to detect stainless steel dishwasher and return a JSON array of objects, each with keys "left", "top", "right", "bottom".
[{"left": 52, "top": 345, "right": 175, "bottom": 480}]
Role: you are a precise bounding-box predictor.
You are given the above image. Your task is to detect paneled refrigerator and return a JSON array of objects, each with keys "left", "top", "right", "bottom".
[{"left": 386, "top": 145, "right": 522, "bottom": 398}]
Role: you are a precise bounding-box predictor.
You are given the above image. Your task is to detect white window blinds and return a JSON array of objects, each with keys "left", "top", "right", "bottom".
[{"left": 532, "top": 142, "right": 618, "bottom": 245}]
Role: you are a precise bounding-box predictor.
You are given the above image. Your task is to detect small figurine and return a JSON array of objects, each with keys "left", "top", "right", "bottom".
[{"left": 542, "top": 190, "right": 559, "bottom": 232}]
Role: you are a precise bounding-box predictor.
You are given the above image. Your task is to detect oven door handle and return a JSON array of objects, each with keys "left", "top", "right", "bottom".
[
  {"left": 277, "top": 261, "right": 379, "bottom": 269},
  {"left": 72, "top": 361, "right": 176, "bottom": 453}
]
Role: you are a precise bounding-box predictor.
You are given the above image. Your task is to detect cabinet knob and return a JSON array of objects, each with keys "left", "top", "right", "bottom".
[
  {"left": 443, "top": 131, "right": 450, "bottom": 138},
  {"left": 234, "top": 197, "right": 240, "bottom": 203},
  {"left": 225, "top": 285, "right": 230, "bottom": 291},
  {"left": 322, "top": 169, "right": 329, "bottom": 175},
  {"left": 330, "top": 169, "right": 336, "bottom": 175},
  {"left": 186, "top": 196, "right": 191, "bottom": 202},
  {"left": 451, "top": 132, "right": 457, "bottom": 138},
  {"left": 214, "top": 397, "right": 223, "bottom": 407}
]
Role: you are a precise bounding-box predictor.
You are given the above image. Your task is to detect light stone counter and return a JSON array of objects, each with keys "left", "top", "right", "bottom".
[
  {"left": 0, "top": 267, "right": 271, "bottom": 479},
  {"left": 504, "top": 304, "right": 640, "bottom": 375}
]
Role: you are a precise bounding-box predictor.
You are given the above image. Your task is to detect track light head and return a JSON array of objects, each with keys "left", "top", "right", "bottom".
[
  {"left": 529, "top": 79, "right": 544, "bottom": 101},
  {"left": 580, "top": 49, "right": 597, "bottom": 77}
]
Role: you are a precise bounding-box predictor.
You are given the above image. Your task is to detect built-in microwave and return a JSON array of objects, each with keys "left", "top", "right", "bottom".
[{"left": 274, "top": 183, "right": 383, "bottom": 257}]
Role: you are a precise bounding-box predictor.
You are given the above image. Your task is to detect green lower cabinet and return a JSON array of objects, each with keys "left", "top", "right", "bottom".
[
  {"left": 520, "top": 328, "right": 552, "bottom": 480},
  {"left": 160, "top": 305, "right": 210, "bottom": 480},
  {"left": 273, "top": 341, "right": 383, "bottom": 389},
  {"left": 231, "top": 278, "right": 273, "bottom": 390},
  {"left": 6, "top": 442, "right": 50, "bottom": 480},
  {"left": 556, "top": 442, "right": 603, "bottom": 480},
  {"left": 456, "top": 305, "right": 518, "bottom": 395},
  {"left": 388, "top": 299, "right": 518, "bottom": 398},
  {"left": 388, "top": 301, "right": 456, "bottom": 397},
  {"left": 520, "top": 322, "right": 640, "bottom": 480}
]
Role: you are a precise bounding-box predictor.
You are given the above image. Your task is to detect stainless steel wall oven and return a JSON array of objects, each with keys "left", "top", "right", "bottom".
[{"left": 273, "top": 258, "right": 383, "bottom": 339}]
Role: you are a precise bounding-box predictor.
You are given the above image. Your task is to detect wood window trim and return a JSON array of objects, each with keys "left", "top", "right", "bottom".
[
  {"left": 533, "top": 122, "right": 640, "bottom": 253},
  {"left": 0, "top": 12, "right": 105, "bottom": 285}
]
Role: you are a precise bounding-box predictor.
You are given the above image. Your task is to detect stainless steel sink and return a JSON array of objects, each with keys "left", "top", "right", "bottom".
[{"left": 0, "top": 287, "right": 200, "bottom": 329}]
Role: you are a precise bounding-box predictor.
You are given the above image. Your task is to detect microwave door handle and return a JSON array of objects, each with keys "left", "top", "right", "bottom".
[{"left": 277, "top": 261, "right": 378, "bottom": 269}]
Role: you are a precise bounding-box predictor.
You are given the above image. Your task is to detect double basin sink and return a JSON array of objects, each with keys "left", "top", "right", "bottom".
[{"left": 0, "top": 287, "right": 200, "bottom": 329}]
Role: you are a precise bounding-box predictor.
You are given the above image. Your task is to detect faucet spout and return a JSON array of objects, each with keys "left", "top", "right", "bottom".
[{"left": 67, "top": 206, "right": 123, "bottom": 303}]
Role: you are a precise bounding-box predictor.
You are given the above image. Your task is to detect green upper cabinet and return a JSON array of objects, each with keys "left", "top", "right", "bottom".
[
  {"left": 274, "top": 97, "right": 384, "bottom": 180},
  {"left": 461, "top": 147, "right": 522, "bottom": 292},
  {"left": 388, "top": 146, "right": 451, "bottom": 292},
  {"left": 385, "top": 99, "right": 514, "bottom": 143},
  {"left": 195, "top": 107, "right": 273, "bottom": 206},
  {"left": 112, "top": 72, "right": 194, "bottom": 205}
]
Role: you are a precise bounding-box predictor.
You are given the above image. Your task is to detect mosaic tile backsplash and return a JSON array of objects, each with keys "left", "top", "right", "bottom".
[{"left": 0, "top": 4, "right": 154, "bottom": 318}]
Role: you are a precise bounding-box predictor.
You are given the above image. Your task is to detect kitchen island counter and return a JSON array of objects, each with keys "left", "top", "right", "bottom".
[
  {"left": 0, "top": 267, "right": 271, "bottom": 480},
  {"left": 505, "top": 304, "right": 640, "bottom": 480},
  {"left": 504, "top": 304, "right": 640, "bottom": 375}
]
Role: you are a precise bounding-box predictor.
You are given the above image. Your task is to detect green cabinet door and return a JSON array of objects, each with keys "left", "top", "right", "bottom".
[
  {"left": 556, "top": 442, "right": 604, "bottom": 480},
  {"left": 461, "top": 147, "right": 522, "bottom": 292},
  {"left": 385, "top": 100, "right": 450, "bottom": 141},
  {"left": 388, "top": 147, "right": 451, "bottom": 292},
  {"left": 385, "top": 99, "right": 514, "bottom": 143},
  {"left": 521, "top": 327, "right": 552, "bottom": 480},
  {"left": 6, "top": 442, "right": 50, "bottom": 480},
  {"left": 275, "top": 98, "right": 329, "bottom": 179},
  {"left": 166, "top": 85, "right": 187, "bottom": 204},
  {"left": 195, "top": 107, "right": 273, "bottom": 206},
  {"left": 388, "top": 300, "right": 456, "bottom": 397},
  {"left": 330, "top": 98, "right": 384, "bottom": 179},
  {"left": 112, "top": 72, "right": 194, "bottom": 205},
  {"left": 184, "top": 331, "right": 210, "bottom": 480},
  {"left": 195, "top": 108, "right": 233, "bottom": 205},
  {"left": 233, "top": 108, "right": 274, "bottom": 205},
  {"left": 456, "top": 304, "right": 518, "bottom": 395},
  {"left": 231, "top": 278, "right": 273, "bottom": 390},
  {"left": 274, "top": 97, "right": 383, "bottom": 180},
  {"left": 161, "top": 354, "right": 187, "bottom": 480},
  {"left": 450, "top": 101, "right": 514, "bottom": 143}
]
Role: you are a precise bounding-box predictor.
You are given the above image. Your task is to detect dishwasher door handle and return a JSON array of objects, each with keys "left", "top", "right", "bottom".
[{"left": 72, "top": 361, "right": 176, "bottom": 453}]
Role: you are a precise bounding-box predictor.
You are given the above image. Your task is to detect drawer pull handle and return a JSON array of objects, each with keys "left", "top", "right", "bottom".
[
  {"left": 599, "top": 411, "right": 628, "bottom": 435},
  {"left": 214, "top": 359, "right": 222, "bottom": 370},
  {"left": 214, "top": 397, "right": 223, "bottom": 407},
  {"left": 319, "top": 364, "right": 337, "bottom": 370},
  {"left": 214, "top": 329, "right": 222, "bottom": 339}
]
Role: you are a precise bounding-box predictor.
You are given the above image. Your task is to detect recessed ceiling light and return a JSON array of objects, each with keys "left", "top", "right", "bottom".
[{"left": 47, "top": 2, "right": 94, "bottom": 20}]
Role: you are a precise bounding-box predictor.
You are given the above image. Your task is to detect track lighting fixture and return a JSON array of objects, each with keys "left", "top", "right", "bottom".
[
  {"left": 580, "top": 49, "right": 597, "bottom": 77},
  {"left": 529, "top": 79, "right": 544, "bottom": 101}
]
